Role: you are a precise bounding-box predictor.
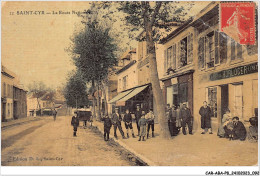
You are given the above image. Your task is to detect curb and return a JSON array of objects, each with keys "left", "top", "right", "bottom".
[
  {"left": 92, "top": 121, "right": 156, "bottom": 166},
  {"left": 1, "top": 117, "right": 42, "bottom": 130}
]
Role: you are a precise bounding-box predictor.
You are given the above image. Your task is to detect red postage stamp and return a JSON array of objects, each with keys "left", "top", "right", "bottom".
[{"left": 220, "top": 2, "right": 256, "bottom": 45}]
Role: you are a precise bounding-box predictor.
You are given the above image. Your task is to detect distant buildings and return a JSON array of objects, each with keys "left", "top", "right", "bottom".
[{"left": 1, "top": 65, "right": 27, "bottom": 121}]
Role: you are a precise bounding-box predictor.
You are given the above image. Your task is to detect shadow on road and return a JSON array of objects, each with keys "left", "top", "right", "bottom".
[{"left": 1, "top": 124, "right": 43, "bottom": 150}]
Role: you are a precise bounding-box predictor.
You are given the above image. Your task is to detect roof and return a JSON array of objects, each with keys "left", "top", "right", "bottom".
[
  {"left": 120, "top": 48, "right": 137, "bottom": 60},
  {"left": 1, "top": 65, "right": 16, "bottom": 79},
  {"left": 116, "top": 60, "right": 136, "bottom": 75},
  {"left": 159, "top": 2, "right": 218, "bottom": 44}
]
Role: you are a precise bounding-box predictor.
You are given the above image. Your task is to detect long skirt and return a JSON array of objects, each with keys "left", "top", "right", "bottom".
[
  {"left": 217, "top": 124, "right": 226, "bottom": 137},
  {"left": 201, "top": 116, "right": 211, "bottom": 129}
]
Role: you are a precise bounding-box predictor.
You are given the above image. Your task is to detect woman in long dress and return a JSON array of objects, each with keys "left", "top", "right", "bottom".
[{"left": 217, "top": 109, "right": 232, "bottom": 138}]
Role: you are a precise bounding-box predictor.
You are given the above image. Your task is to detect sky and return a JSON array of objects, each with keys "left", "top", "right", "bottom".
[{"left": 1, "top": 1, "right": 210, "bottom": 90}]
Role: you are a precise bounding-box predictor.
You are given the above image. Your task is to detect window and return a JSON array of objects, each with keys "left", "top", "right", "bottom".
[
  {"left": 3, "top": 83, "right": 6, "bottom": 96},
  {"left": 179, "top": 37, "right": 188, "bottom": 67},
  {"left": 198, "top": 31, "right": 226, "bottom": 70},
  {"left": 205, "top": 31, "right": 215, "bottom": 68},
  {"left": 207, "top": 87, "right": 217, "bottom": 118},
  {"left": 231, "top": 38, "right": 243, "bottom": 61},
  {"left": 164, "top": 44, "right": 177, "bottom": 73},
  {"left": 8, "top": 103, "right": 10, "bottom": 117},
  {"left": 123, "top": 76, "right": 127, "bottom": 90},
  {"left": 167, "top": 46, "right": 173, "bottom": 70}
]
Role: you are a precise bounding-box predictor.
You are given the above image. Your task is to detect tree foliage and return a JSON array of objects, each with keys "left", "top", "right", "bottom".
[
  {"left": 63, "top": 71, "right": 89, "bottom": 108},
  {"left": 69, "top": 21, "right": 118, "bottom": 84}
]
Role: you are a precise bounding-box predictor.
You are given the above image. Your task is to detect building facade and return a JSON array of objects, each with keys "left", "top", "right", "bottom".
[
  {"left": 160, "top": 2, "right": 258, "bottom": 131},
  {"left": 1, "top": 65, "right": 27, "bottom": 121}
]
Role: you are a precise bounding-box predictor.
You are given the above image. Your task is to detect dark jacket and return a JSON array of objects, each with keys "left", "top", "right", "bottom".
[
  {"left": 135, "top": 110, "right": 142, "bottom": 123},
  {"left": 233, "top": 121, "right": 247, "bottom": 140},
  {"left": 111, "top": 113, "right": 122, "bottom": 125},
  {"left": 123, "top": 113, "right": 132, "bottom": 123},
  {"left": 71, "top": 116, "right": 79, "bottom": 127},
  {"left": 102, "top": 117, "right": 112, "bottom": 129},
  {"left": 199, "top": 106, "right": 211, "bottom": 118},
  {"left": 180, "top": 108, "right": 192, "bottom": 120}
]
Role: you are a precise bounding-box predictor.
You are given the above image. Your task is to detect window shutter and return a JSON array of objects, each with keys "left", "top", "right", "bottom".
[
  {"left": 188, "top": 33, "right": 193, "bottom": 64},
  {"left": 173, "top": 44, "right": 176, "bottom": 69},
  {"left": 198, "top": 37, "right": 205, "bottom": 70},
  {"left": 237, "top": 43, "right": 243, "bottom": 59},
  {"left": 164, "top": 49, "right": 167, "bottom": 73},
  {"left": 219, "top": 32, "right": 227, "bottom": 64},
  {"left": 214, "top": 31, "right": 219, "bottom": 65},
  {"left": 177, "top": 41, "right": 181, "bottom": 68}
]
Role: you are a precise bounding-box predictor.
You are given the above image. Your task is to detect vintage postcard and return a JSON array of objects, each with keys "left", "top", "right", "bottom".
[{"left": 1, "top": 0, "right": 259, "bottom": 175}]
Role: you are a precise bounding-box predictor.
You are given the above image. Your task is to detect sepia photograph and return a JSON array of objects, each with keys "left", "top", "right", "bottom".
[{"left": 1, "top": 0, "right": 259, "bottom": 175}]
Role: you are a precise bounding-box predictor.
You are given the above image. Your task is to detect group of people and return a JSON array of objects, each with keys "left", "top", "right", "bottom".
[
  {"left": 217, "top": 109, "right": 247, "bottom": 141},
  {"left": 102, "top": 105, "right": 155, "bottom": 142},
  {"left": 70, "top": 101, "right": 257, "bottom": 142},
  {"left": 167, "top": 103, "right": 193, "bottom": 137}
]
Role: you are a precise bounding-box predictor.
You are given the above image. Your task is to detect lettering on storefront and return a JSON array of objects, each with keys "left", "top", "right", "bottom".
[{"left": 210, "top": 62, "right": 258, "bottom": 81}]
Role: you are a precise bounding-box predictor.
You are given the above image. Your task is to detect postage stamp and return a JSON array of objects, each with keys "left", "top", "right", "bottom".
[{"left": 220, "top": 2, "right": 256, "bottom": 45}]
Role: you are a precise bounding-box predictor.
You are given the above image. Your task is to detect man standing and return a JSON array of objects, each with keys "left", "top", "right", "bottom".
[
  {"left": 71, "top": 112, "right": 79, "bottom": 137},
  {"left": 53, "top": 109, "right": 57, "bottom": 121},
  {"left": 167, "top": 104, "right": 174, "bottom": 136},
  {"left": 146, "top": 108, "right": 155, "bottom": 138},
  {"left": 112, "top": 108, "right": 126, "bottom": 139},
  {"left": 180, "top": 103, "right": 193, "bottom": 135},
  {"left": 199, "top": 101, "right": 213, "bottom": 134},
  {"left": 102, "top": 114, "right": 112, "bottom": 141},
  {"left": 123, "top": 109, "right": 136, "bottom": 138},
  {"left": 134, "top": 104, "right": 142, "bottom": 136}
]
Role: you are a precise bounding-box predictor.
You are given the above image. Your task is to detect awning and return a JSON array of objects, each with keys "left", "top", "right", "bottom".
[
  {"left": 116, "top": 85, "right": 148, "bottom": 106},
  {"left": 108, "top": 89, "right": 133, "bottom": 104}
]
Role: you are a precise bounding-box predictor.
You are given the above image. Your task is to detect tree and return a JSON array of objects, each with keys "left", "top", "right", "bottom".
[
  {"left": 28, "top": 81, "right": 48, "bottom": 113},
  {"left": 95, "top": 1, "right": 194, "bottom": 138},
  {"left": 68, "top": 21, "right": 117, "bottom": 119},
  {"left": 63, "top": 71, "right": 89, "bottom": 108}
]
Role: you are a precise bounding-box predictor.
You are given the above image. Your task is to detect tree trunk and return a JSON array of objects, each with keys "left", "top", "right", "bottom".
[
  {"left": 91, "top": 80, "right": 96, "bottom": 120},
  {"left": 96, "top": 83, "right": 101, "bottom": 121},
  {"left": 143, "top": 4, "right": 169, "bottom": 138},
  {"left": 101, "top": 81, "right": 108, "bottom": 115}
]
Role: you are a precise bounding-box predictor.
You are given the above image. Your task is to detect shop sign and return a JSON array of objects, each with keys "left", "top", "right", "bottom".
[{"left": 210, "top": 62, "right": 258, "bottom": 81}]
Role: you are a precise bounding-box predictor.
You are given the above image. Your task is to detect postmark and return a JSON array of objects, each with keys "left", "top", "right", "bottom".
[{"left": 220, "top": 2, "right": 256, "bottom": 45}]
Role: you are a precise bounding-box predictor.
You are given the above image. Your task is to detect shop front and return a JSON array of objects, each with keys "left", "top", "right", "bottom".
[
  {"left": 108, "top": 84, "right": 153, "bottom": 114},
  {"left": 162, "top": 70, "right": 194, "bottom": 114},
  {"left": 194, "top": 62, "right": 258, "bottom": 128}
]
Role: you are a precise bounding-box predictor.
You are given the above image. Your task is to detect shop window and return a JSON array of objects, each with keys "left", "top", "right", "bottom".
[
  {"left": 178, "top": 83, "right": 188, "bottom": 104},
  {"left": 207, "top": 87, "right": 217, "bottom": 118}
]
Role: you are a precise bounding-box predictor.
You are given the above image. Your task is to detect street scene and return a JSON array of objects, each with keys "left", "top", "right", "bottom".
[{"left": 1, "top": 1, "right": 258, "bottom": 168}]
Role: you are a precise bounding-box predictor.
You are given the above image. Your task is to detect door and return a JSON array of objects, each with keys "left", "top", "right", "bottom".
[
  {"left": 221, "top": 84, "right": 229, "bottom": 119},
  {"left": 234, "top": 84, "right": 243, "bottom": 119},
  {"left": 2, "top": 102, "right": 6, "bottom": 122}
]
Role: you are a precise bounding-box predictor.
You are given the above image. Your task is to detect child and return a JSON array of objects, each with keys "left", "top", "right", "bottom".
[
  {"left": 71, "top": 113, "right": 79, "bottom": 137},
  {"left": 123, "top": 109, "right": 136, "bottom": 138},
  {"left": 224, "top": 118, "right": 234, "bottom": 140},
  {"left": 102, "top": 114, "right": 112, "bottom": 141},
  {"left": 146, "top": 108, "right": 155, "bottom": 138},
  {"left": 138, "top": 110, "right": 147, "bottom": 141}
]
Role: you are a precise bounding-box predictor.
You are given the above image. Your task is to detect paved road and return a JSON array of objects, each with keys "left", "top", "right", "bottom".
[{"left": 1, "top": 116, "right": 135, "bottom": 166}]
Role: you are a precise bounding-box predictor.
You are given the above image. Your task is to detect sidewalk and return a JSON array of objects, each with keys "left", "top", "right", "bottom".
[
  {"left": 93, "top": 120, "right": 258, "bottom": 166},
  {"left": 1, "top": 116, "right": 43, "bottom": 129}
]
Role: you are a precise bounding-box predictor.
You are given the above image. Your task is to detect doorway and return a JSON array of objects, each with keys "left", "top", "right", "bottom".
[
  {"left": 221, "top": 84, "right": 229, "bottom": 119},
  {"left": 233, "top": 83, "right": 243, "bottom": 119}
]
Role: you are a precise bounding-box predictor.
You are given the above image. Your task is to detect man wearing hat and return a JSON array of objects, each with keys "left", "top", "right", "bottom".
[
  {"left": 112, "top": 108, "right": 126, "bottom": 139},
  {"left": 134, "top": 104, "right": 142, "bottom": 136},
  {"left": 180, "top": 103, "right": 193, "bottom": 135}
]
